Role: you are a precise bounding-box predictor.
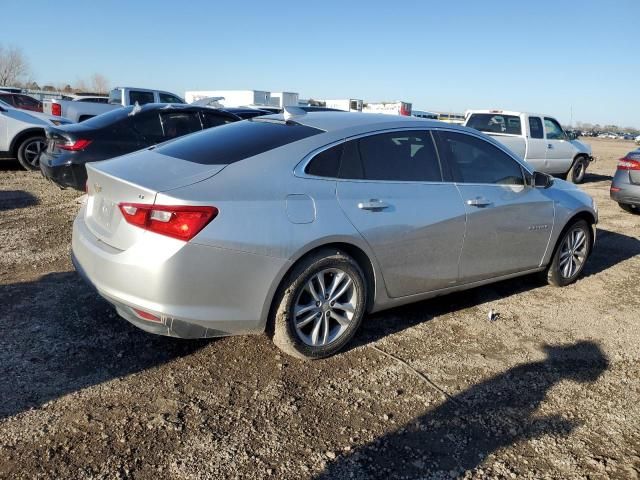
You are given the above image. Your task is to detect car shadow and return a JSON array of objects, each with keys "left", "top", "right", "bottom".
[
  {"left": 0, "top": 190, "right": 39, "bottom": 211},
  {"left": 581, "top": 172, "right": 612, "bottom": 183},
  {"left": 317, "top": 341, "right": 608, "bottom": 479},
  {"left": 0, "top": 159, "right": 23, "bottom": 171},
  {"left": 349, "top": 227, "right": 638, "bottom": 351},
  {"left": 0, "top": 271, "right": 209, "bottom": 420}
]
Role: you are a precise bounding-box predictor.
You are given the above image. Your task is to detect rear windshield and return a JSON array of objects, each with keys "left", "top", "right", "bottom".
[
  {"left": 79, "top": 106, "right": 134, "bottom": 127},
  {"left": 467, "top": 114, "right": 522, "bottom": 135},
  {"left": 155, "top": 119, "right": 323, "bottom": 164}
]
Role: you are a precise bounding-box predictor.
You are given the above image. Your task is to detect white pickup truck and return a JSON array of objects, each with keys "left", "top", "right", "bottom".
[
  {"left": 43, "top": 86, "right": 185, "bottom": 123},
  {"left": 464, "top": 110, "right": 593, "bottom": 183}
]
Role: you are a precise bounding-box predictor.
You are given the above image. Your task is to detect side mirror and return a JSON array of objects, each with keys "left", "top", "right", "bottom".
[
  {"left": 566, "top": 131, "right": 577, "bottom": 140},
  {"left": 533, "top": 171, "right": 554, "bottom": 188}
]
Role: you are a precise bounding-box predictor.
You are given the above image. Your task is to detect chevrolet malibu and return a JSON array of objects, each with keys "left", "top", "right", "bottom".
[{"left": 72, "top": 111, "right": 597, "bottom": 359}]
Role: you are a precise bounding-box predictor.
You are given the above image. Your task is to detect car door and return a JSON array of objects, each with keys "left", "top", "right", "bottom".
[
  {"left": 526, "top": 116, "right": 547, "bottom": 170},
  {"left": 544, "top": 117, "right": 575, "bottom": 174},
  {"left": 435, "top": 130, "right": 554, "bottom": 283},
  {"left": 334, "top": 129, "right": 467, "bottom": 298}
]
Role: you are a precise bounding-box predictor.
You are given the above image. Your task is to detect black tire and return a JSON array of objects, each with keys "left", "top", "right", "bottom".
[
  {"left": 271, "top": 249, "right": 367, "bottom": 360},
  {"left": 16, "top": 135, "right": 46, "bottom": 170},
  {"left": 545, "top": 219, "right": 592, "bottom": 287},
  {"left": 569, "top": 156, "right": 587, "bottom": 184},
  {"left": 619, "top": 202, "right": 638, "bottom": 214}
]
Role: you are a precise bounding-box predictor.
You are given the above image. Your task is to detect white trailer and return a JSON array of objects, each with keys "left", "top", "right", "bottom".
[
  {"left": 324, "top": 99, "right": 363, "bottom": 112},
  {"left": 270, "top": 92, "right": 299, "bottom": 108},
  {"left": 362, "top": 101, "right": 412, "bottom": 116},
  {"left": 185, "top": 90, "right": 271, "bottom": 107}
]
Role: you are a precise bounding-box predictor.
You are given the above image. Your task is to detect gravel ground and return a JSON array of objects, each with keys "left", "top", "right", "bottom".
[{"left": 1, "top": 138, "right": 639, "bottom": 480}]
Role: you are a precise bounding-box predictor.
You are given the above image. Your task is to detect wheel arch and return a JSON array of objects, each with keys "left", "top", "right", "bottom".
[
  {"left": 263, "top": 239, "right": 379, "bottom": 333},
  {"left": 10, "top": 128, "right": 46, "bottom": 157}
]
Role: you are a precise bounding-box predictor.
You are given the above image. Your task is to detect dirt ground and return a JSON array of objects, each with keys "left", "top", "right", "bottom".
[{"left": 1, "top": 138, "right": 639, "bottom": 480}]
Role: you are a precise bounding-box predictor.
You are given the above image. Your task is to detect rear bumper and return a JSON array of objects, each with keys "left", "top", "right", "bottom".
[
  {"left": 72, "top": 210, "right": 290, "bottom": 339},
  {"left": 610, "top": 171, "right": 640, "bottom": 206},
  {"left": 39, "top": 152, "right": 87, "bottom": 191}
]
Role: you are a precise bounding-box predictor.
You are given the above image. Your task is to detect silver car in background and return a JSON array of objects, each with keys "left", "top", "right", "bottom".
[
  {"left": 610, "top": 148, "right": 640, "bottom": 213},
  {"left": 72, "top": 111, "right": 597, "bottom": 359}
]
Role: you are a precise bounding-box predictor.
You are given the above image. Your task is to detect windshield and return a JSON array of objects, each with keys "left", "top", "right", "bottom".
[
  {"left": 467, "top": 114, "right": 522, "bottom": 135},
  {"left": 0, "top": 98, "right": 12, "bottom": 108}
]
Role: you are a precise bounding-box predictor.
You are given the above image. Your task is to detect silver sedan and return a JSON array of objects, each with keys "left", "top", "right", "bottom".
[{"left": 72, "top": 111, "right": 597, "bottom": 359}]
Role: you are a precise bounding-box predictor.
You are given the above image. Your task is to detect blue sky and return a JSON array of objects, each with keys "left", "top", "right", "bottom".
[{"left": 3, "top": 0, "right": 639, "bottom": 126}]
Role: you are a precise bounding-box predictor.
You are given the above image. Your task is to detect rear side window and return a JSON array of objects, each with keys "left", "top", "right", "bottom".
[
  {"left": 129, "top": 90, "right": 155, "bottom": 105},
  {"left": 339, "top": 131, "right": 442, "bottom": 182},
  {"left": 437, "top": 131, "right": 524, "bottom": 185},
  {"left": 529, "top": 117, "right": 544, "bottom": 138},
  {"left": 155, "top": 120, "right": 322, "bottom": 164},
  {"left": 108, "top": 89, "right": 123, "bottom": 105},
  {"left": 306, "top": 144, "right": 343, "bottom": 177},
  {"left": 466, "top": 114, "right": 522, "bottom": 135}
]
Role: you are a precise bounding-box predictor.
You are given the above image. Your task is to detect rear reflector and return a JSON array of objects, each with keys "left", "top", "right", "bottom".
[
  {"left": 617, "top": 155, "right": 640, "bottom": 171},
  {"left": 58, "top": 139, "right": 92, "bottom": 151},
  {"left": 52, "top": 103, "right": 62, "bottom": 116},
  {"left": 118, "top": 203, "right": 218, "bottom": 241},
  {"left": 132, "top": 308, "right": 161, "bottom": 323}
]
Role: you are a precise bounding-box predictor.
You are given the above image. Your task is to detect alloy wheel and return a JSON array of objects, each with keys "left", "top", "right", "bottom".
[
  {"left": 293, "top": 268, "right": 358, "bottom": 347},
  {"left": 23, "top": 139, "right": 46, "bottom": 167},
  {"left": 558, "top": 227, "right": 588, "bottom": 279}
]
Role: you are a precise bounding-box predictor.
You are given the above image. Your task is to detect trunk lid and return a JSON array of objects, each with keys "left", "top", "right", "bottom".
[{"left": 84, "top": 150, "right": 225, "bottom": 250}]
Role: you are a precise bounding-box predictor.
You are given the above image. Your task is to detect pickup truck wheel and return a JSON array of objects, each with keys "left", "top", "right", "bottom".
[
  {"left": 569, "top": 157, "right": 587, "bottom": 184},
  {"left": 17, "top": 135, "right": 46, "bottom": 170}
]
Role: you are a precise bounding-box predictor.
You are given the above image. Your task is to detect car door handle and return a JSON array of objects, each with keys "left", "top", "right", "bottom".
[
  {"left": 547, "top": 143, "right": 554, "bottom": 149},
  {"left": 466, "top": 198, "right": 493, "bottom": 208},
  {"left": 358, "top": 199, "right": 389, "bottom": 211}
]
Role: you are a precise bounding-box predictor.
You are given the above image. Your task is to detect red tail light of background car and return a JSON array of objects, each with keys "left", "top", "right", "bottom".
[{"left": 118, "top": 203, "right": 218, "bottom": 241}]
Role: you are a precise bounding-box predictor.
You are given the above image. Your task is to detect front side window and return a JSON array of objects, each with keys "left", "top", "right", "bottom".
[
  {"left": 159, "top": 93, "right": 184, "bottom": 104},
  {"left": 339, "top": 131, "right": 442, "bottom": 182},
  {"left": 544, "top": 118, "right": 565, "bottom": 140},
  {"left": 466, "top": 114, "right": 522, "bottom": 135},
  {"left": 529, "top": 117, "right": 544, "bottom": 139},
  {"left": 108, "top": 88, "right": 123, "bottom": 105},
  {"left": 437, "top": 131, "right": 524, "bottom": 185},
  {"left": 129, "top": 90, "right": 155, "bottom": 105},
  {"left": 160, "top": 112, "right": 202, "bottom": 139},
  {"left": 201, "top": 111, "right": 237, "bottom": 128}
]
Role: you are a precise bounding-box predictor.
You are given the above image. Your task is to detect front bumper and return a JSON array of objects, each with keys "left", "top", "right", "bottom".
[
  {"left": 72, "top": 211, "right": 290, "bottom": 339},
  {"left": 39, "top": 152, "right": 87, "bottom": 191}
]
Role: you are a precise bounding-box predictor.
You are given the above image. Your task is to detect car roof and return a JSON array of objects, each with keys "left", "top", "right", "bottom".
[{"left": 262, "top": 111, "right": 461, "bottom": 135}]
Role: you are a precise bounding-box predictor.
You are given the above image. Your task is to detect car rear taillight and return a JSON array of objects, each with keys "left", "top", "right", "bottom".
[
  {"left": 617, "top": 156, "right": 640, "bottom": 170},
  {"left": 118, "top": 203, "right": 218, "bottom": 241},
  {"left": 58, "top": 139, "right": 92, "bottom": 151},
  {"left": 51, "top": 103, "right": 61, "bottom": 116}
]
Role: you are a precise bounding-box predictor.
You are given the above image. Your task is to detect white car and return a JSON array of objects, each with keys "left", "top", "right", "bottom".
[
  {"left": 465, "top": 110, "right": 593, "bottom": 183},
  {"left": 0, "top": 99, "right": 72, "bottom": 170}
]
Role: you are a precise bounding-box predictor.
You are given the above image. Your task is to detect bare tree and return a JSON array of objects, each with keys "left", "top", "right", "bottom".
[
  {"left": 0, "top": 44, "right": 30, "bottom": 86},
  {"left": 74, "top": 78, "right": 88, "bottom": 92},
  {"left": 90, "top": 73, "right": 109, "bottom": 94}
]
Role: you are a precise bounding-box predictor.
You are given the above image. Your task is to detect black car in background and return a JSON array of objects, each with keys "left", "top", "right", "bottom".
[
  {"left": 222, "top": 107, "right": 274, "bottom": 119},
  {"left": 40, "top": 104, "right": 240, "bottom": 190}
]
